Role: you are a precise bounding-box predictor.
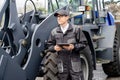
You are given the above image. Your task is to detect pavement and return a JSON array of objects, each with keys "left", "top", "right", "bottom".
[
  {"left": 93, "top": 63, "right": 120, "bottom": 80},
  {"left": 36, "top": 63, "right": 120, "bottom": 80},
  {"left": 93, "top": 63, "right": 107, "bottom": 80}
]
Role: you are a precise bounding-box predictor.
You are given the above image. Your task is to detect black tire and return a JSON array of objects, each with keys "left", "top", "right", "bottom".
[
  {"left": 102, "top": 31, "right": 120, "bottom": 76},
  {"left": 80, "top": 46, "right": 93, "bottom": 80},
  {"left": 43, "top": 52, "right": 58, "bottom": 80}
]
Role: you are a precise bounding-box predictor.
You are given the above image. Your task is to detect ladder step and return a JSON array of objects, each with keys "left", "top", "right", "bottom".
[
  {"left": 95, "top": 48, "right": 106, "bottom": 51},
  {"left": 92, "top": 35, "right": 104, "bottom": 41}
]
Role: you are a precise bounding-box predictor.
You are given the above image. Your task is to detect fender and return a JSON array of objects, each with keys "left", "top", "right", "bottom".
[
  {"left": 97, "top": 25, "right": 116, "bottom": 61},
  {"left": 82, "top": 30, "right": 96, "bottom": 69}
]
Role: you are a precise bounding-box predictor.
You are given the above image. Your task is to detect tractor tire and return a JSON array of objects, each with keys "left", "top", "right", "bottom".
[
  {"left": 43, "top": 52, "right": 58, "bottom": 80},
  {"left": 80, "top": 46, "right": 93, "bottom": 80},
  {"left": 102, "top": 31, "right": 120, "bottom": 76}
]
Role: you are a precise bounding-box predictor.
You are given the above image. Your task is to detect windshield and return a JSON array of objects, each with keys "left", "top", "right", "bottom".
[
  {"left": 70, "top": 0, "right": 80, "bottom": 11},
  {"left": 48, "top": 0, "right": 69, "bottom": 13},
  {"left": 58, "top": 0, "right": 69, "bottom": 7}
]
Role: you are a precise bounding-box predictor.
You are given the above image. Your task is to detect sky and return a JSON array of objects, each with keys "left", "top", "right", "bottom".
[
  {"left": 0, "top": 0, "right": 45, "bottom": 8},
  {"left": 0, "top": 0, "right": 119, "bottom": 9}
]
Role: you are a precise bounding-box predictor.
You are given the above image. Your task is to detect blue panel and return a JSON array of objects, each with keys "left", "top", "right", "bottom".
[{"left": 106, "top": 12, "right": 115, "bottom": 26}]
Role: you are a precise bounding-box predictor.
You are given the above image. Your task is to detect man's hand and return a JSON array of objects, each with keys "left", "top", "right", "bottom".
[
  {"left": 63, "top": 44, "right": 74, "bottom": 51},
  {"left": 54, "top": 45, "right": 62, "bottom": 51}
]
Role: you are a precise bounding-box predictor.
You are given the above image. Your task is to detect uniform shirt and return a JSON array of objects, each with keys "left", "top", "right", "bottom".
[{"left": 47, "top": 23, "right": 87, "bottom": 52}]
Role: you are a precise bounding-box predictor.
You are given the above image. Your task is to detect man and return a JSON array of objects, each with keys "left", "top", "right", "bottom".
[{"left": 47, "top": 9, "right": 86, "bottom": 80}]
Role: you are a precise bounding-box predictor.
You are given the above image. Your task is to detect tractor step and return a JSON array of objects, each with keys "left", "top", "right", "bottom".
[
  {"left": 95, "top": 48, "right": 107, "bottom": 52},
  {"left": 92, "top": 35, "right": 105, "bottom": 41}
]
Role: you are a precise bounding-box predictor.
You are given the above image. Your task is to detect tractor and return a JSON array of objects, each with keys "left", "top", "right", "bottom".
[{"left": 0, "top": 0, "right": 119, "bottom": 80}]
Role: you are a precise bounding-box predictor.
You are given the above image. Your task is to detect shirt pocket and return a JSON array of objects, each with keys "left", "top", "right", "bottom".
[
  {"left": 55, "top": 35, "right": 62, "bottom": 43},
  {"left": 66, "top": 34, "right": 76, "bottom": 43},
  {"left": 66, "top": 34, "right": 75, "bottom": 38}
]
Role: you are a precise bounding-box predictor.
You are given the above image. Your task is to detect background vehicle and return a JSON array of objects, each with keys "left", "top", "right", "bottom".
[
  {"left": 0, "top": 0, "right": 119, "bottom": 80},
  {"left": 71, "top": 0, "right": 120, "bottom": 78}
]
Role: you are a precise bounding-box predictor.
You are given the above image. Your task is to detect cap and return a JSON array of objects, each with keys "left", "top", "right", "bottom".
[{"left": 54, "top": 9, "right": 69, "bottom": 17}]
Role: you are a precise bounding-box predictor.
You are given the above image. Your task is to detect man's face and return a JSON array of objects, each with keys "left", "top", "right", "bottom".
[{"left": 56, "top": 15, "right": 69, "bottom": 25}]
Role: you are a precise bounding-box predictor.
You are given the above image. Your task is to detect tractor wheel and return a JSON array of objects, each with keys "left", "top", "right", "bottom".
[
  {"left": 43, "top": 52, "right": 58, "bottom": 80},
  {"left": 80, "top": 46, "right": 93, "bottom": 80},
  {"left": 102, "top": 31, "right": 120, "bottom": 76}
]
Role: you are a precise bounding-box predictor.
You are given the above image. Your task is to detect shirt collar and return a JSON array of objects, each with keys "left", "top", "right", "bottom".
[
  {"left": 56, "top": 23, "right": 73, "bottom": 33},
  {"left": 60, "top": 23, "right": 69, "bottom": 34}
]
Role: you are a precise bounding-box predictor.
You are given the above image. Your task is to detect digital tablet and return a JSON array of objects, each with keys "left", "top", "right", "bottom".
[{"left": 57, "top": 43, "right": 69, "bottom": 46}]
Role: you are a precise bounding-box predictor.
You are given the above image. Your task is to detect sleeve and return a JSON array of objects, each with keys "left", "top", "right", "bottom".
[
  {"left": 46, "top": 31, "right": 56, "bottom": 52},
  {"left": 74, "top": 27, "right": 88, "bottom": 51}
]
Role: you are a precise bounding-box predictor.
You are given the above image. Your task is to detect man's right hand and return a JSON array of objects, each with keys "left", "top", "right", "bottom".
[{"left": 54, "top": 45, "right": 62, "bottom": 51}]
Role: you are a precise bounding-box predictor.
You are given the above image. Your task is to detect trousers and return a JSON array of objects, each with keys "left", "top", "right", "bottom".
[{"left": 57, "top": 50, "right": 84, "bottom": 80}]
